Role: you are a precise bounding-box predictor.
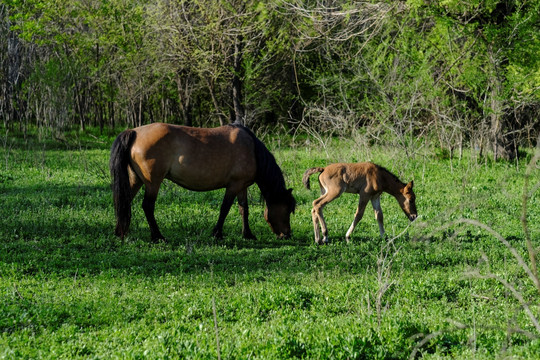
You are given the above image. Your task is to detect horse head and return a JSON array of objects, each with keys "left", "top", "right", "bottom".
[
  {"left": 264, "top": 188, "right": 296, "bottom": 239},
  {"left": 399, "top": 181, "right": 417, "bottom": 221}
]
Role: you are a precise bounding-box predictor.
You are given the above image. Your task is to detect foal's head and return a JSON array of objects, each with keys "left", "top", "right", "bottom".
[
  {"left": 398, "top": 181, "right": 417, "bottom": 221},
  {"left": 264, "top": 188, "right": 296, "bottom": 239}
]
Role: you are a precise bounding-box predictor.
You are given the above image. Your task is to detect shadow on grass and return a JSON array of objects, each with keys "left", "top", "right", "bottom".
[
  {"left": 2, "top": 179, "right": 377, "bottom": 279},
  {"left": 0, "top": 231, "right": 375, "bottom": 280}
]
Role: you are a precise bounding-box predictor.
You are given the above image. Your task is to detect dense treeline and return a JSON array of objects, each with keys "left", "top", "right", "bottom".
[{"left": 1, "top": 0, "right": 539, "bottom": 159}]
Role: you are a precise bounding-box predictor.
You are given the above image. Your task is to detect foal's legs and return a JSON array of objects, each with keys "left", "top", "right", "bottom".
[
  {"left": 311, "top": 183, "right": 325, "bottom": 244},
  {"left": 311, "top": 207, "right": 322, "bottom": 244},
  {"left": 345, "top": 197, "right": 369, "bottom": 243},
  {"left": 371, "top": 196, "right": 385, "bottom": 237},
  {"left": 311, "top": 186, "right": 343, "bottom": 245},
  {"left": 237, "top": 188, "right": 256, "bottom": 240}
]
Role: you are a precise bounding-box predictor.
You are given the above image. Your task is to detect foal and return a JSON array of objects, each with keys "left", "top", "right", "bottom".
[{"left": 303, "top": 162, "right": 417, "bottom": 244}]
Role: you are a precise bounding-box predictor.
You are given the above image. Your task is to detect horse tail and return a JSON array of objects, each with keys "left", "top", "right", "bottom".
[
  {"left": 109, "top": 129, "right": 137, "bottom": 238},
  {"left": 302, "top": 167, "right": 325, "bottom": 190}
]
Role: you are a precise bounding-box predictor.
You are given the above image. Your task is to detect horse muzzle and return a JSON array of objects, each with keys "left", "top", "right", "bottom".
[{"left": 277, "top": 232, "right": 291, "bottom": 240}]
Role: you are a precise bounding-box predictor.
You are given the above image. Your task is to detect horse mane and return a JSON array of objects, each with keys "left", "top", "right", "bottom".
[
  {"left": 374, "top": 163, "right": 406, "bottom": 186},
  {"left": 228, "top": 123, "right": 295, "bottom": 210}
]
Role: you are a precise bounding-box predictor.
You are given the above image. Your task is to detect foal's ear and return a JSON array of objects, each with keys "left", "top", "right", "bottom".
[{"left": 406, "top": 181, "right": 414, "bottom": 190}]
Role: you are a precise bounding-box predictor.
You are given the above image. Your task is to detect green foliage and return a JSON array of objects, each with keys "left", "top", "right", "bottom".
[
  {"left": 0, "top": 131, "right": 539, "bottom": 358},
  {"left": 3, "top": 0, "right": 538, "bottom": 155}
]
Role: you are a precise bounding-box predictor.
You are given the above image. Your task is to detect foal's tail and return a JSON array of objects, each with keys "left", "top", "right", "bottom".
[
  {"left": 302, "top": 167, "right": 325, "bottom": 190},
  {"left": 109, "top": 129, "right": 137, "bottom": 238}
]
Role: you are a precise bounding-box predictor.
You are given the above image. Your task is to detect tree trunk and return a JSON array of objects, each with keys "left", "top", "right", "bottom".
[
  {"left": 231, "top": 35, "right": 245, "bottom": 124},
  {"left": 205, "top": 77, "right": 225, "bottom": 126},
  {"left": 487, "top": 44, "right": 515, "bottom": 161},
  {"left": 176, "top": 75, "right": 193, "bottom": 127},
  {"left": 5, "top": 12, "right": 23, "bottom": 129},
  {"left": 489, "top": 75, "right": 506, "bottom": 160}
]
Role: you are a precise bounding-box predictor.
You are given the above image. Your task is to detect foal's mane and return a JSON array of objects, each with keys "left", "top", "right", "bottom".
[
  {"left": 374, "top": 163, "right": 406, "bottom": 186},
  {"left": 228, "top": 123, "right": 293, "bottom": 208}
]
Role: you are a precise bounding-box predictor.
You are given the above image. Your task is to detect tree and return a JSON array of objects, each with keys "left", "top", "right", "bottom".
[
  {"left": 417, "top": 0, "right": 540, "bottom": 159},
  {"left": 150, "top": 0, "right": 298, "bottom": 127},
  {"left": 1, "top": 0, "right": 538, "bottom": 153}
]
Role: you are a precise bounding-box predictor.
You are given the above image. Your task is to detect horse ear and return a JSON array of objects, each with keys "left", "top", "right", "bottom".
[
  {"left": 404, "top": 181, "right": 413, "bottom": 192},
  {"left": 287, "top": 188, "right": 296, "bottom": 213}
]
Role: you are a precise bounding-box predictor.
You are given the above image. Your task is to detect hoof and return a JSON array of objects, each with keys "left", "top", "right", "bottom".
[
  {"left": 151, "top": 235, "right": 166, "bottom": 243},
  {"left": 115, "top": 226, "right": 126, "bottom": 239},
  {"left": 316, "top": 237, "right": 330, "bottom": 245},
  {"left": 243, "top": 232, "right": 257, "bottom": 240},
  {"left": 212, "top": 229, "right": 224, "bottom": 240}
]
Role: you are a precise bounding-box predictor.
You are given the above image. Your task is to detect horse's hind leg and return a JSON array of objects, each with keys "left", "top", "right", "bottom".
[
  {"left": 128, "top": 166, "right": 143, "bottom": 198},
  {"left": 311, "top": 207, "right": 322, "bottom": 244},
  {"left": 311, "top": 185, "right": 343, "bottom": 245},
  {"left": 345, "top": 197, "right": 369, "bottom": 243},
  {"left": 371, "top": 196, "right": 385, "bottom": 237},
  {"left": 237, "top": 188, "right": 256, "bottom": 240},
  {"left": 142, "top": 184, "right": 166, "bottom": 242}
]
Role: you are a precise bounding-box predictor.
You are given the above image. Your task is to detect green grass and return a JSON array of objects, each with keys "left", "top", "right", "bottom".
[{"left": 1, "top": 131, "right": 539, "bottom": 359}]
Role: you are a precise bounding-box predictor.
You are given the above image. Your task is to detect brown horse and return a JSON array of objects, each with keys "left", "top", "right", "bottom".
[
  {"left": 303, "top": 162, "right": 417, "bottom": 244},
  {"left": 110, "top": 122, "right": 295, "bottom": 242}
]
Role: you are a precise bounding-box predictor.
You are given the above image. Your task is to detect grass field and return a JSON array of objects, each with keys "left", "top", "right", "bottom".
[{"left": 1, "top": 129, "right": 539, "bottom": 359}]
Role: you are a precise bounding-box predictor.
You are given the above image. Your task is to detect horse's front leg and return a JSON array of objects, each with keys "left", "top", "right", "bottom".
[
  {"left": 371, "top": 197, "right": 385, "bottom": 237},
  {"left": 345, "top": 197, "right": 368, "bottom": 243},
  {"left": 237, "top": 188, "right": 256, "bottom": 240},
  {"left": 212, "top": 189, "right": 237, "bottom": 239}
]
